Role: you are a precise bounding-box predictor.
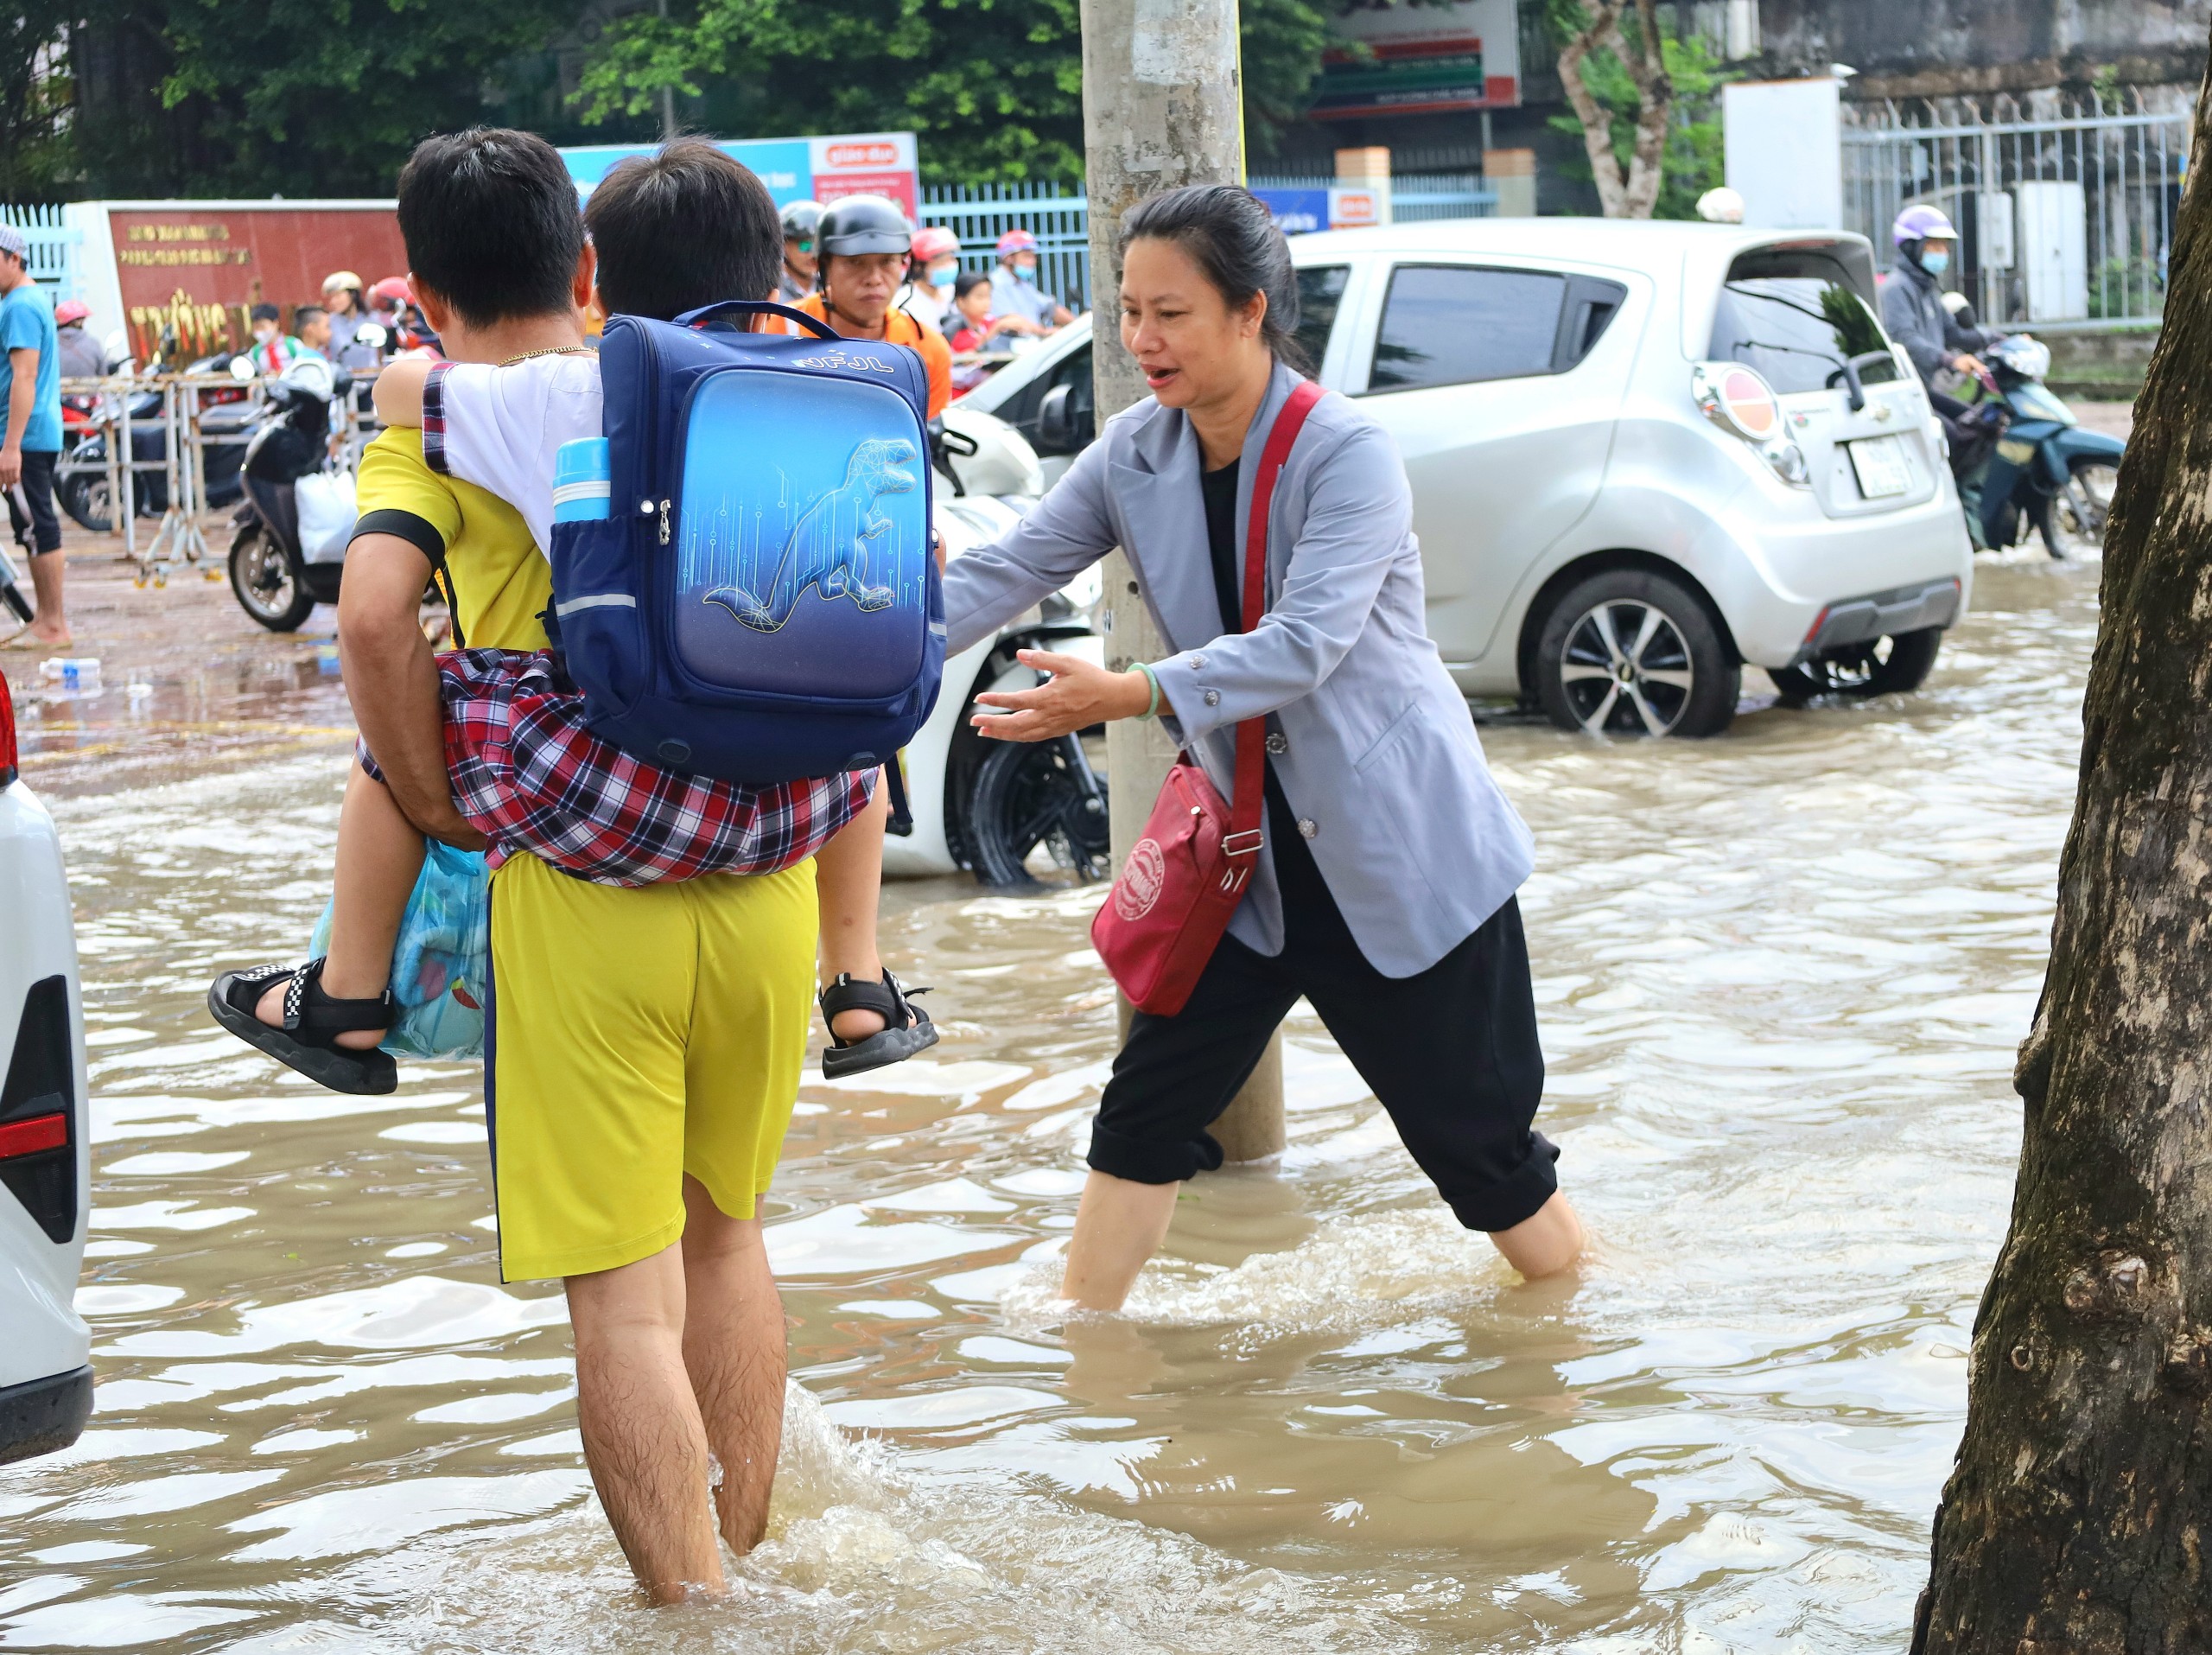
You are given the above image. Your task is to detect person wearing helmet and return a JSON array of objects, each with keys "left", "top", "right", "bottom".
[
  {"left": 1881, "top": 204, "right": 1988, "bottom": 391},
  {"left": 901, "top": 224, "right": 962, "bottom": 331},
  {"left": 991, "top": 226, "right": 1072, "bottom": 331},
  {"left": 779, "top": 199, "right": 823, "bottom": 303},
  {"left": 321, "top": 270, "right": 381, "bottom": 370},
  {"left": 796, "top": 194, "right": 952, "bottom": 417},
  {"left": 52, "top": 299, "right": 102, "bottom": 379}
]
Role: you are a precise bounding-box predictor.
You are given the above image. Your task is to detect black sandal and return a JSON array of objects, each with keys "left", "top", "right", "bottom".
[
  {"left": 207, "top": 958, "right": 399, "bottom": 1096},
  {"left": 818, "top": 971, "right": 938, "bottom": 1079}
]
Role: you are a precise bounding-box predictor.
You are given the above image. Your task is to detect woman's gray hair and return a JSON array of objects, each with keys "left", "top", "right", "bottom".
[{"left": 1120, "top": 184, "right": 1308, "bottom": 372}]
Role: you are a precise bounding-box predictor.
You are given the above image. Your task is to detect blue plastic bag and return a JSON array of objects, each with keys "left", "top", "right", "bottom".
[{"left": 309, "top": 842, "right": 490, "bottom": 1060}]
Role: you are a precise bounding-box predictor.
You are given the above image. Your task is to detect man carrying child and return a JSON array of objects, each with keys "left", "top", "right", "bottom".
[{"left": 238, "top": 130, "right": 923, "bottom": 1601}]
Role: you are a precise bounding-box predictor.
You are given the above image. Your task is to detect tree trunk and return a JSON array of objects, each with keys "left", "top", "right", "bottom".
[
  {"left": 1555, "top": 0, "right": 1672, "bottom": 220},
  {"left": 1913, "top": 35, "right": 2212, "bottom": 1653}
]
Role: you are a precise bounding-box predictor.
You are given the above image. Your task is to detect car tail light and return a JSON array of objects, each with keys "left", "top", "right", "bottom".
[
  {"left": 1, "top": 977, "right": 77, "bottom": 1244},
  {"left": 1694, "top": 363, "right": 1811, "bottom": 489},
  {"left": 0, "top": 666, "right": 15, "bottom": 788},
  {"left": 1693, "top": 362, "right": 1783, "bottom": 442}
]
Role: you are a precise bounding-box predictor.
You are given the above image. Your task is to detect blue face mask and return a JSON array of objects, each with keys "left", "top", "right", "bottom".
[
  {"left": 1011, "top": 263, "right": 1036, "bottom": 284},
  {"left": 927, "top": 262, "right": 958, "bottom": 287},
  {"left": 1922, "top": 248, "right": 1950, "bottom": 277}
]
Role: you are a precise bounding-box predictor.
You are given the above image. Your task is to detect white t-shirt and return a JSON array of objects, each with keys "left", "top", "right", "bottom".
[{"left": 426, "top": 352, "right": 603, "bottom": 553}]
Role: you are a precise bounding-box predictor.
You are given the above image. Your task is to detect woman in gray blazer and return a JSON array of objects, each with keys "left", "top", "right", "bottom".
[{"left": 943, "top": 185, "right": 1583, "bottom": 1309}]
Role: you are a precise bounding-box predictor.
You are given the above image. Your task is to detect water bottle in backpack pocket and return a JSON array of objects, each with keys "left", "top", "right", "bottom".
[{"left": 549, "top": 300, "right": 945, "bottom": 784}]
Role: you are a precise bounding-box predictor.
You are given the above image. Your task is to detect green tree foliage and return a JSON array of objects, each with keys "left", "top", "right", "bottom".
[
  {"left": 67, "top": 0, "right": 594, "bottom": 199},
  {"left": 0, "top": 5, "right": 76, "bottom": 201},
  {"left": 575, "top": 0, "right": 1344, "bottom": 184},
  {"left": 1544, "top": 0, "right": 1726, "bottom": 220}
]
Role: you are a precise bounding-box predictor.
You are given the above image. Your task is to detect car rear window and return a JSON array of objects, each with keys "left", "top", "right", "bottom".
[
  {"left": 1368, "top": 265, "right": 1567, "bottom": 391},
  {"left": 1294, "top": 264, "right": 1349, "bottom": 371},
  {"left": 1710, "top": 250, "right": 1897, "bottom": 396}
]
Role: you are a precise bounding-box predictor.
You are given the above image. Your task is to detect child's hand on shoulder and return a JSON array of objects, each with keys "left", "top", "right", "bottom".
[{"left": 372, "top": 356, "right": 435, "bottom": 430}]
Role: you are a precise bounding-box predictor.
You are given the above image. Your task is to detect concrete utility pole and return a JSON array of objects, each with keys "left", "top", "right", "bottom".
[{"left": 1081, "top": 0, "right": 1285, "bottom": 1161}]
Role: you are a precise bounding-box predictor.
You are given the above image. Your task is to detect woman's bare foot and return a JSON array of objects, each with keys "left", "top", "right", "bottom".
[
  {"left": 254, "top": 977, "right": 385, "bottom": 1050},
  {"left": 829, "top": 1005, "right": 888, "bottom": 1043}
]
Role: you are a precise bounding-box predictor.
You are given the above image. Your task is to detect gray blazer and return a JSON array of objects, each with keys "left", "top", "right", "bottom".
[{"left": 943, "top": 361, "right": 1534, "bottom": 978}]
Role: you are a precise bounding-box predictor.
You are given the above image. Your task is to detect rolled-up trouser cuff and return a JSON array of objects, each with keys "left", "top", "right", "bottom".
[
  {"left": 1087, "top": 1120, "right": 1225, "bottom": 1185},
  {"left": 1446, "top": 1130, "right": 1561, "bottom": 1232}
]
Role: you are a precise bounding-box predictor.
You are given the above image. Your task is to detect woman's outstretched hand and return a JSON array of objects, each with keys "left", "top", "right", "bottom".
[{"left": 971, "top": 648, "right": 1163, "bottom": 742}]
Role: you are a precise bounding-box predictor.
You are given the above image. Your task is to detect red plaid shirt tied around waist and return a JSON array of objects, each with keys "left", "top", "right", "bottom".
[{"left": 359, "top": 649, "right": 873, "bottom": 886}]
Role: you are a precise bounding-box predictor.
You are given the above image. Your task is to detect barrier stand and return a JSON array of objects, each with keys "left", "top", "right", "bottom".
[
  {"left": 117, "top": 385, "right": 137, "bottom": 567},
  {"left": 183, "top": 379, "right": 219, "bottom": 581},
  {"left": 135, "top": 379, "right": 205, "bottom": 588}
]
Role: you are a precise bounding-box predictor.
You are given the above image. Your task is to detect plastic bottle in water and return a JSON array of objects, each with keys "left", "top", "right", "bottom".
[
  {"left": 553, "top": 438, "right": 612, "bottom": 524},
  {"left": 39, "top": 657, "right": 101, "bottom": 695}
]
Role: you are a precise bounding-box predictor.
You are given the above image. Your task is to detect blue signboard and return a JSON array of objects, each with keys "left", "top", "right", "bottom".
[
  {"left": 559, "top": 133, "right": 920, "bottom": 220},
  {"left": 1250, "top": 186, "right": 1330, "bottom": 237}
]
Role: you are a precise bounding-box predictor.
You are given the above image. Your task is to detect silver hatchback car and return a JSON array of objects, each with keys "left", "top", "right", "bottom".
[{"left": 961, "top": 219, "right": 1974, "bottom": 737}]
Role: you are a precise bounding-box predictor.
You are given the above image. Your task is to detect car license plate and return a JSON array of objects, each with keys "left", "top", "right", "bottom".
[{"left": 1848, "top": 435, "right": 1913, "bottom": 500}]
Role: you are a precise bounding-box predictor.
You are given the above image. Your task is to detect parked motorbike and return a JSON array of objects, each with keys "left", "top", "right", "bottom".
[
  {"left": 59, "top": 353, "right": 255, "bottom": 532},
  {"left": 228, "top": 360, "right": 354, "bottom": 632},
  {"left": 1944, "top": 334, "right": 2124, "bottom": 558}
]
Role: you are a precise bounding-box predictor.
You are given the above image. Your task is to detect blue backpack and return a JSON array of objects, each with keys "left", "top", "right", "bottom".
[{"left": 545, "top": 298, "right": 945, "bottom": 786}]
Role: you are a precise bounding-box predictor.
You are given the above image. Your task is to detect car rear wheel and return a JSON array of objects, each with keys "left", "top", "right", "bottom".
[
  {"left": 1535, "top": 570, "right": 1738, "bottom": 738},
  {"left": 228, "top": 522, "right": 315, "bottom": 632},
  {"left": 2042, "top": 457, "right": 2120, "bottom": 558},
  {"left": 1769, "top": 627, "right": 1942, "bottom": 700}
]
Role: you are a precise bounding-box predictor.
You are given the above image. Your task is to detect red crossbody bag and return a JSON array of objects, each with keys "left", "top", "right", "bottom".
[{"left": 1090, "top": 378, "right": 1325, "bottom": 1016}]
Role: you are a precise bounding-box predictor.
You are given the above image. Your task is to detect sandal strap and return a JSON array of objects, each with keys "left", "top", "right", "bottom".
[
  {"left": 817, "top": 971, "right": 931, "bottom": 1041},
  {"left": 282, "top": 958, "right": 395, "bottom": 1038}
]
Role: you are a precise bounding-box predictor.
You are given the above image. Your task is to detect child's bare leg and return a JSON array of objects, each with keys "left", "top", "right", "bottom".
[
  {"left": 257, "top": 764, "right": 423, "bottom": 1049},
  {"left": 816, "top": 778, "right": 889, "bottom": 1042}
]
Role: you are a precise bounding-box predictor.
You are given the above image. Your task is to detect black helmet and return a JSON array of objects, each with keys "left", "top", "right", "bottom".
[
  {"left": 817, "top": 195, "right": 912, "bottom": 258},
  {"left": 779, "top": 199, "right": 823, "bottom": 242}
]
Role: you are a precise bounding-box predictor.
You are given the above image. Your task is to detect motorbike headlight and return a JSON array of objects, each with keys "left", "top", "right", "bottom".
[{"left": 1761, "top": 439, "right": 1811, "bottom": 488}]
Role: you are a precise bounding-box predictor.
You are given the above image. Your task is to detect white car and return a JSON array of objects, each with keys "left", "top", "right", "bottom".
[
  {"left": 881, "top": 409, "right": 1107, "bottom": 883},
  {"left": 0, "top": 668, "right": 92, "bottom": 1464},
  {"left": 959, "top": 220, "right": 1974, "bottom": 737}
]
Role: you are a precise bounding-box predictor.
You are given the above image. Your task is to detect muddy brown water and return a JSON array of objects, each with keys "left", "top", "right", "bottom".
[{"left": 1, "top": 551, "right": 2095, "bottom": 1652}]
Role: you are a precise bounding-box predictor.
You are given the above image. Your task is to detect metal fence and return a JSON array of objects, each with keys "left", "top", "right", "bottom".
[
  {"left": 0, "top": 204, "right": 81, "bottom": 302},
  {"left": 919, "top": 181, "right": 1094, "bottom": 309},
  {"left": 920, "top": 171, "right": 1497, "bottom": 309},
  {"left": 1842, "top": 94, "right": 2188, "bottom": 332}
]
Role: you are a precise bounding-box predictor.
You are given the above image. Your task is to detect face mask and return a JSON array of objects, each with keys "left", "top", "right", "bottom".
[
  {"left": 1011, "top": 263, "right": 1036, "bottom": 284},
  {"left": 1922, "top": 249, "right": 1950, "bottom": 277},
  {"left": 928, "top": 262, "right": 957, "bottom": 288}
]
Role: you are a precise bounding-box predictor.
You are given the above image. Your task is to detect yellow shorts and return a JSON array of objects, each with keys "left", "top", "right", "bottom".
[{"left": 484, "top": 852, "right": 817, "bottom": 1283}]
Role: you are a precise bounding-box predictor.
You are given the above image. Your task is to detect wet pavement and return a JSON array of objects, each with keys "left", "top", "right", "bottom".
[{"left": 0, "top": 516, "right": 2101, "bottom": 1652}]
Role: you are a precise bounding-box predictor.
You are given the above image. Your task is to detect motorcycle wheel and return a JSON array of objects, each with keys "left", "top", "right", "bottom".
[
  {"left": 229, "top": 521, "right": 316, "bottom": 632},
  {"left": 1769, "top": 628, "right": 1942, "bottom": 700},
  {"left": 57, "top": 471, "right": 111, "bottom": 534},
  {"left": 2042, "top": 458, "right": 2120, "bottom": 558},
  {"left": 963, "top": 733, "right": 1111, "bottom": 888}
]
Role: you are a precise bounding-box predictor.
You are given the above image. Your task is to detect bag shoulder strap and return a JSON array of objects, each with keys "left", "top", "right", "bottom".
[{"left": 1226, "top": 377, "right": 1326, "bottom": 857}]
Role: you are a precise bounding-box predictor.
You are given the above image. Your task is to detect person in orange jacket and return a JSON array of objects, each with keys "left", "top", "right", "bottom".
[{"left": 790, "top": 195, "right": 951, "bottom": 418}]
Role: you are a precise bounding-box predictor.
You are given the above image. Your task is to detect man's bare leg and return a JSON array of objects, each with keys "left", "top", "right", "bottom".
[
  {"left": 814, "top": 780, "right": 889, "bottom": 1043},
  {"left": 1059, "top": 1170, "right": 1179, "bottom": 1311},
  {"left": 254, "top": 764, "right": 422, "bottom": 1048},
  {"left": 566, "top": 1239, "right": 727, "bottom": 1601},
  {"left": 1488, "top": 1190, "right": 1585, "bottom": 1279},
  {"left": 22, "top": 549, "right": 67, "bottom": 646},
  {"left": 677, "top": 1175, "right": 786, "bottom": 1554}
]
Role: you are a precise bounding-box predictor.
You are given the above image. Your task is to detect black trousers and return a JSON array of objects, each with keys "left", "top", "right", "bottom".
[
  {"left": 7, "top": 448, "right": 60, "bottom": 556},
  {"left": 1091, "top": 773, "right": 1559, "bottom": 1232}
]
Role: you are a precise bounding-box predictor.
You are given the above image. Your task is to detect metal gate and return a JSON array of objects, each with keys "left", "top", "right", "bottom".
[
  {"left": 1841, "top": 94, "right": 2188, "bottom": 331},
  {"left": 0, "top": 205, "right": 81, "bottom": 302}
]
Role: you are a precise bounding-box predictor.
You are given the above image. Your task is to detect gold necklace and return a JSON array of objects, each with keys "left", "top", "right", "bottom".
[{"left": 497, "top": 344, "right": 597, "bottom": 367}]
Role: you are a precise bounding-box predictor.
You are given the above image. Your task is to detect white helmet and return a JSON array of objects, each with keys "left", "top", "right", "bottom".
[{"left": 1696, "top": 187, "right": 1745, "bottom": 225}]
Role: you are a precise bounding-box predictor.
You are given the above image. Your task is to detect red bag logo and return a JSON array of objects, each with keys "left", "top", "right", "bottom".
[{"left": 1114, "top": 837, "right": 1167, "bottom": 920}]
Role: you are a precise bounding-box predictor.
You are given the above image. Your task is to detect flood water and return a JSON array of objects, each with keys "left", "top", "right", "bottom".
[{"left": 3, "top": 552, "right": 2094, "bottom": 1653}]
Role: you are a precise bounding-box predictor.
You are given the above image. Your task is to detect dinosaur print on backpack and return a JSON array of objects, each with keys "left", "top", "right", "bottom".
[
  {"left": 548, "top": 299, "right": 944, "bottom": 786},
  {"left": 706, "top": 436, "right": 918, "bottom": 632}
]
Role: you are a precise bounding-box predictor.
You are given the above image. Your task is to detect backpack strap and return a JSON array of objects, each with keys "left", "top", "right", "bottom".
[{"left": 672, "top": 298, "right": 840, "bottom": 340}]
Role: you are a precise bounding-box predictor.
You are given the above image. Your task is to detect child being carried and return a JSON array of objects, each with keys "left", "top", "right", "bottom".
[{"left": 207, "top": 142, "right": 932, "bottom": 1095}]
